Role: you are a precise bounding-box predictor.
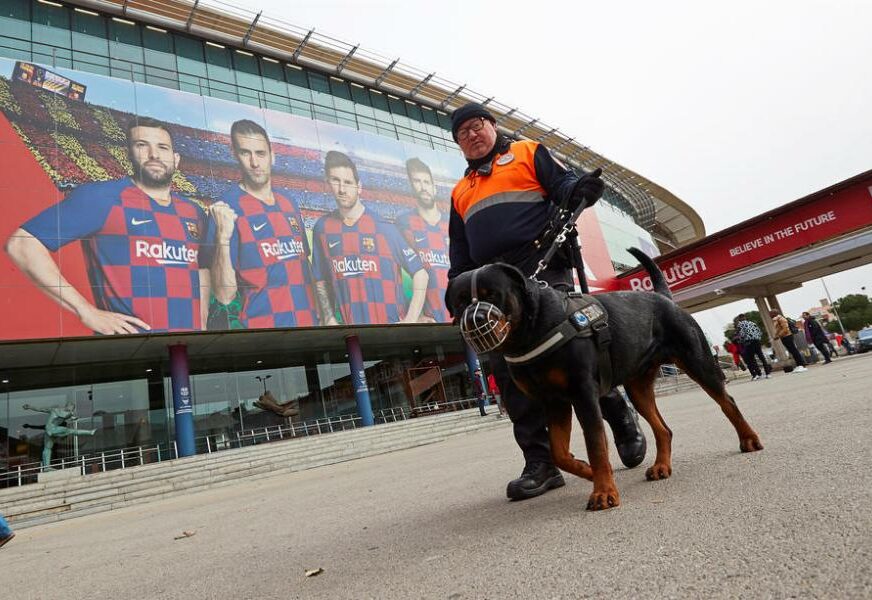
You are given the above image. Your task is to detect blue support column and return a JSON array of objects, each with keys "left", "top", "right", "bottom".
[
  {"left": 168, "top": 344, "right": 195, "bottom": 457},
  {"left": 464, "top": 343, "right": 489, "bottom": 407},
  {"left": 345, "top": 335, "right": 374, "bottom": 427}
]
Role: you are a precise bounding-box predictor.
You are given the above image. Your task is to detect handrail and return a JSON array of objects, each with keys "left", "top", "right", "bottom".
[{"left": 0, "top": 406, "right": 482, "bottom": 488}]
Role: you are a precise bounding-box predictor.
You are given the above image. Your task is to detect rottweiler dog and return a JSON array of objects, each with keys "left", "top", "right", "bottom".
[{"left": 445, "top": 248, "right": 763, "bottom": 511}]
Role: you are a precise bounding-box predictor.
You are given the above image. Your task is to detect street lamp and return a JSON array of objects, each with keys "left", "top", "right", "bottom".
[
  {"left": 255, "top": 374, "right": 272, "bottom": 395},
  {"left": 820, "top": 277, "right": 847, "bottom": 336}
]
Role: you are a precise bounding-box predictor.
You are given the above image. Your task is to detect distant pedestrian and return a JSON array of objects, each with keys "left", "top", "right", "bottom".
[
  {"left": 473, "top": 369, "right": 488, "bottom": 417},
  {"left": 487, "top": 372, "right": 506, "bottom": 416},
  {"left": 841, "top": 335, "right": 855, "bottom": 355},
  {"left": 802, "top": 312, "right": 832, "bottom": 364},
  {"left": 734, "top": 314, "right": 771, "bottom": 380},
  {"left": 723, "top": 339, "right": 747, "bottom": 371},
  {"left": 0, "top": 512, "right": 14, "bottom": 549},
  {"left": 769, "top": 310, "right": 807, "bottom": 373}
]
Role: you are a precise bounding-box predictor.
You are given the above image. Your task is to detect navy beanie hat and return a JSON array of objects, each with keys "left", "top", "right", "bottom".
[{"left": 451, "top": 102, "right": 496, "bottom": 141}]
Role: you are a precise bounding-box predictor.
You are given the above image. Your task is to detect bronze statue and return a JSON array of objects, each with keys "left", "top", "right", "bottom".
[{"left": 23, "top": 402, "right": 97, "bottom": 468}]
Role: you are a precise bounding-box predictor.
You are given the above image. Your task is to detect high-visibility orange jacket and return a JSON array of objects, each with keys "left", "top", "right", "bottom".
[{"left": 448, "top": 139, "right": 581, "bottom": 279}]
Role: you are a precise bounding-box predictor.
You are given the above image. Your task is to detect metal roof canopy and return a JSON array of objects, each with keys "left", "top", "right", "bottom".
[
  {"left": 0, "top": 324, "right": 463, "bottom": 390},
  {"left": 619, "top": 169, "right": 872, "bottom": 313},
  {"left": 69, "top": 0, "right": 704, "bottom": 247}
]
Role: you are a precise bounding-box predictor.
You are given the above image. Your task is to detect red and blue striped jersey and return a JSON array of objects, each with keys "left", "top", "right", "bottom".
[
  {"left": 395, "top": 209, "right": 450, "bottom": 322},
  {"left": 208, "top": 187, "right": 317, "bottom": 328},
  {"left": 311, "top": 209, "right": 423, "bottom": 325},
  {"left": 22, "top": 177, "right": 206, "bottom": 332}
]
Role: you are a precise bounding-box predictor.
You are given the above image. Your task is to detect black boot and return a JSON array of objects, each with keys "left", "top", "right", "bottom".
[
  {"left": 506, "top": 462, "right": 565, "bottom": 501},
  {"left": 600, "top": 389, "right": 647, "bottom": 468}
]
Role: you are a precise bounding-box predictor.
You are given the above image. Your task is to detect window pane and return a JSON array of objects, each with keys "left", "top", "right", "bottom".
[
  {"left": 143, "top": 27, "right": 173, "bottom": 53},
  {"left": 284, "top": 65, "right": 307, "bottom": 87},
  {"left": 349, "top": 84, "right": 370, "bottom": 106},
  {"left": 387, "top": 95, "right": 406, "bottom": 116}
]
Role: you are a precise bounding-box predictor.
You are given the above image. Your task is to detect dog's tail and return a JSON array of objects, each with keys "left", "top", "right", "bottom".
[{"left": 627, "top": 247, "right": 673, "bottom": 299}]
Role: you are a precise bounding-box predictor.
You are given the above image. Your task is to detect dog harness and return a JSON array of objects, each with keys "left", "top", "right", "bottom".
[{"left": 503, "top": 292, "right": 613, "bottom": 397}]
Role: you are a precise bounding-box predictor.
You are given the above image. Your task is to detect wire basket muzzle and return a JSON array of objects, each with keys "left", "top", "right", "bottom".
[{"left": 460, "top": 301, "right": 511, "bottom": 354}]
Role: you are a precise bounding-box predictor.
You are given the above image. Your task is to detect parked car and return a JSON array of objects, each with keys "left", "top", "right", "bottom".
[{"left": 857, "top": 328, "right": 872, "bottom": 353}]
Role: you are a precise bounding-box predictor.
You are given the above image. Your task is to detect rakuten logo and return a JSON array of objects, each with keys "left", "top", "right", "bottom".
[
  {"left": 629, "top": 256, "right": 707, "bottom": 291},
  {"left": 420, "top": 249, "right": 449, "bottom": 268},
  {"left": 332, "top": 256, "right": 378, "bottom": 277},
  {"left": 260, "top": 239, "right": 304, "bottom": 261},
  {"left": 134, "top": 239, "right": 198, "bottom": 266}
]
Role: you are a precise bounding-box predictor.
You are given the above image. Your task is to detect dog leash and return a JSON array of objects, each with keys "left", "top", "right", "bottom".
[{"left": 529, "top": 169, "right": 601, "bottom": 291}]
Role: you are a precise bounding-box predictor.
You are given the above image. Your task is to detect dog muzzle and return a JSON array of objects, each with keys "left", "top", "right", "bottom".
[{"left": 460, "top": 301, "right": 510, "bottom": 354}]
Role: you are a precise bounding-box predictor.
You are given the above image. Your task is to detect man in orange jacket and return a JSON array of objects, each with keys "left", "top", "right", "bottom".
[{"left": 447, "top": 102, "right": 646, "bottom": 501}]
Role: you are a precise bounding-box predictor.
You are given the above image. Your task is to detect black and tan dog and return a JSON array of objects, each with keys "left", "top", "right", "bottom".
[{"left": 446, "top": 248, "right": 763, "bottom": 511}]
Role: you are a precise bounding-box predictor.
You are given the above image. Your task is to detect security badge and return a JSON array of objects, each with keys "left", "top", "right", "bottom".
[
  {"left": 496, "top": 153, "right": 514, "bottom": 166},
  {"left": 570, "top": 303, "right": 606, "bottom": 333}
]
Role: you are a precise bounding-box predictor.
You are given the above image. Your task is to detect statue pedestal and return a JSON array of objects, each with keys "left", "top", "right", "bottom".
[{"left": 38, "top": 468, "right": 82, "bottom": 484}]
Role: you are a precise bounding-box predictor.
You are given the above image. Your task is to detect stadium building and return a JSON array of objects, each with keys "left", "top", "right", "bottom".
[{"left": 0, "top": 0, "right": 703, "bottom": 477}]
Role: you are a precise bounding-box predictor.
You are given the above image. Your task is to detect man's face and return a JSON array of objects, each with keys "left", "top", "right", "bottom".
[
  {"left": 408, "top": 169, "right": 436, "bottom": 209},
  {"left": 232, "top": 132, "right": 273, "bottom": 187},
  {"left": 456, "top": 117, "right": 498, "bottom": 160},
  {"left": 128, "top": 126, "right": 179, "bottom": 187},
  {"left": 326, "top": 166, "right": 361, "bottom": 210}
]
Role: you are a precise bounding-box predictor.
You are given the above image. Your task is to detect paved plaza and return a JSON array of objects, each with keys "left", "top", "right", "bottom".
[{"left": 1, "top": 355, "right": 870, "bottom": 599}]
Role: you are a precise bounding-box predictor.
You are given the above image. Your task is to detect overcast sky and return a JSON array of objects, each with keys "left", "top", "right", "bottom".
[{"left": 236, "top": 0, "right": 872, "bottom": 341}]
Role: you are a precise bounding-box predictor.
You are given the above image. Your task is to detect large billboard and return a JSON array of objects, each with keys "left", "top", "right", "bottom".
[{"left": 0, "top": 57, "right": 641, "bottom": 341}]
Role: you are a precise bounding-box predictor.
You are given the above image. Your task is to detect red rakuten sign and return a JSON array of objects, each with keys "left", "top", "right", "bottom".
[{"left": 613, "top": 179, "right": 872, "bottom": 293}]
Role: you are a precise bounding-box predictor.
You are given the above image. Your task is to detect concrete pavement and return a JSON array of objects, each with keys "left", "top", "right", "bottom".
[{"left": 1, "top": 354, "right": 870, "bottom": 599}]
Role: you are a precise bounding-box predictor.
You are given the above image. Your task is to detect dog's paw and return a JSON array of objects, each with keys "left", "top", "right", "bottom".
[
  {"left": 586, "top": 488, "right": 620, "bottom": 511},
  {"left": 739, "top": 435, "right": 764, "bottom": 452},
  {"left": 645, "top": 463, "right": 672, "bottom": 481}
]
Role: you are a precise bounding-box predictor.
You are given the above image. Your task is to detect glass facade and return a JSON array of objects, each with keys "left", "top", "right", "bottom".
[
  {"left": 1, "top": 335, "right": 478, "bottom": 479},
  {"left": 0, "top": 0, "right": 458, "bottom": 152}
]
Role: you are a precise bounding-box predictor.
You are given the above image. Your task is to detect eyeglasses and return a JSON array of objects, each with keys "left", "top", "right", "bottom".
[{"left": 456, "top": 118, "right": 487, "bottom": 142}]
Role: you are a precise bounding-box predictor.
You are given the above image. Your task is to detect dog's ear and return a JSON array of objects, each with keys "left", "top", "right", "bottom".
[
  {"left": 444, "top": 272, "right": 472, "bottom": 323},
  {"left": 489, "top": 263, "right": 539, "bottom": 325}
]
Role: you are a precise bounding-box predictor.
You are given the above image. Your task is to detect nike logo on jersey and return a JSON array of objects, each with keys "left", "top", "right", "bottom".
[
  {"left": 131, "top": 218, "right": 153, "bottom": 226},
  {"left": 252, "top": 222, "right": 268, "bottom": 232},
  {"left": 414, "top": 236, "right": 426, "bottom": 243},
  {"left": 328, "top": 241, "right": 341, "bottom": 249}
]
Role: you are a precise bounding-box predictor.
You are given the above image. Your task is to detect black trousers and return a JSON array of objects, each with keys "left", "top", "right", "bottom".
[
  {"left": 812, "top": 338, "right": 832, "bottom": 362},
  {"left": 780, "top": 335, "right": 806, "bottom": 367},
  {"left": 742, "top": 340, "right": 771, "bottom": 376}
]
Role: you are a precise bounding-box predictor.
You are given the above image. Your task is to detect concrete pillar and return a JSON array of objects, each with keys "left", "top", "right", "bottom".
[
  {"left": 766, "top": 294, "right": 784, "bottom": 315},
  {"left": 345, "top": 335, "right": 374, "bottom": 427},
  {"left": 754, "top": 296, "right": 787, "bottom": 363},
  {"left": 168, "top": 344, "right": 195, "bottom": 457}
]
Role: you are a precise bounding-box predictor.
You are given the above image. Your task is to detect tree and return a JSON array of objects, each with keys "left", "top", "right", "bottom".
[{"left": 833, "top": 294, "right": 872, "bottom": 332}]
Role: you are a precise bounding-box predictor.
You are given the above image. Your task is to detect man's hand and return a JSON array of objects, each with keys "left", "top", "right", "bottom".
[
  {"left": 571, "top": 167, "right": 604, "bottom": 209},
  {"left": 210, "top": 201, "right": 238, "bottom": 243},
  {"left": 78, "top": 306, "right": 151, "bottom": 335}
]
